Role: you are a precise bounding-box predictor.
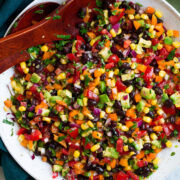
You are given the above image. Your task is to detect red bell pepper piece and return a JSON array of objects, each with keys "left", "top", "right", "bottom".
[
  {"left": 17, "top": 128, "right": 28, "bottom": 135},
  {"left": 163, "top": 105, "right": 176, "bottom": 115},
  {"left": 109, "top": 11, "right": 125, "bottom": 25},
  {"left": 116, "top": 79, "right": 127, "bottom": 91},
  {"left": 62, "top": 148, "right": 69, "bottom": 155},
  {"left": 105, "top": 62, "right": 115, "bottom": 69},
  {"left": 163, "top": 124, "right": 175, "bottom": 136},
  {"left": 25, "top": 129, "right": 42, "bottom": 141},
  {"left": 67, "top": 53, "right": 79, "bottom": 62},
  {"left": 127, "top": 171, "right": 139, "bottom": 180},
  {"left": 117, "top": 171, "right": 129, "bottom": 180},
  {"left": 16, "top": 95, "right": 25, "bottom": 101},
  {"left": 143, "top": 66, "right": 154, "bottom": 82},
  {"left": 136, "top": 130, "right": 147, "bottom": 139},
  {"left": 137, "top": 160, "right": 145, "bottom": 168},
  {"left": 152, "top": 38, "right": 159, "bottom": 46},
  {"left": 108, "top": 54, "right": 119, "bottom": 64},
  {"left": 76, "top": 35, "right": 85, "bottom": 44},
  {"left": 52, "top": 172, "right": 58, "bottom": 179},
  {"left": 116, "top": 138, "right": 124, "bottom": 153},
  {"left": 67, "top": 127, "right": 79, "bottom": 138},
  {"left": 143, "top": 54, "right": 156, "bottom": 65}
]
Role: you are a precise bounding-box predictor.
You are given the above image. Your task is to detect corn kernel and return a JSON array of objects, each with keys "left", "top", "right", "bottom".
[
  {"left": 141, "top": 14, "right": 149, "bottom": 20},
  {"left": 172, "top": 41, "right": 180, "bottom": 48},
  {"left": 128, "top": 138, "right": 134, "bottom": 143},
  {"left": 144, "top": 135, "right": 150, "bottom": 142},
  {"left": 121, "top": 125, "right": 129, "bottom": 132},
  {"left": 157, "top": 43, "right": 163, "bottom": 50},
  {"left": 117, "top": 28, "right": 122, "bottom": 35},
  {"left": 123, "top": 145, "right": 129, "bottom": 152},
  {"left": 110, "top": 29, "right": 116, "bottom": 38},
  {"left": 42, "top": 117, "right": 51, "bottom": 123},
  {"left": 19, "top": 106, "right": 26, "bottom": 112},
  {"left": 153, "top": 126, "right": 163, "bottom": 132},
  {"left": 150, "top": 133, "right": 158, "bottom": 140},
  {"left": 111, "top": 79, "right": 116, "bottom": 87},
  {"left": 155, "top": 10, "right": 163, "bottom": 18},
  {"left": 114, "top": 69, "right": 119, "bottom": 75},
  {"left": 143, "top": 116, "right": 152, "bottom": 123},
  {"left": 106, "top": 107, "right": 113, "bottom": 114},
  {"left": 23, "top": 68, "right": 29, "bottom": 74},
  {"left": 108, "top": 71, "right": 114, "bottom": 78},
  {"left": 124, "top": 166, "right": 132, "bottom": 171},
  {"left": 20, "top": 62, "right": 26, "bottom": 69},
  {"left": 107, "top": 164, "right": 111, "bottom": 171},
  {"left": 143, "top": 107, "right": 150, "bottom": 114},
  {"left": 80, "top": 75, "right": 84, "bottom": 80},
  {"left": 173, "top": 68, "right": 179, "bottom": 74},
  {"left": 130, "top": 43, "right": 136, "bottom": 50},
  {"left": 57, "top": 73, "right": 66, "bottom": 80},
  {"left": 135, "top": 14, "right": 141, "bottom": 19},
  {"left": 100, "top": 111, "right": 105, "bottom": 118},
  {"left": 173, "top": 57, "right": 179, "bottom": 63},
  {"left": 175, "top": 63, "right": 180, "bottom": 69},
  {"left": 149, "top": 25, "right": 154, "bottom": 33},
  {"left": 151, "top": 99, "right": 157, "bottom": 105},
  {"left": 54, "top": 121, "right": 60, "bottom": 127},
  {"left": 150, "top": 31, "right": 156, "bottom": 38},
  {"left": 73, "top": 150, "right": 80, "bottom": 158},
  {"left": 125, "top": 85, "right": 133, "bottom": 94},
  {"left": 128, "top": 14, "right": 134, "bottom": 20},
  {"left": 60, "top": 58, "right": 67, "bottom": 64},
  {"left": 153, "top": 158, "right": 160, "bottom": 165},
  {"left": 159, "top": 70, "right": 166, "bottom": 77},
  {"left": 117, "top": 123, "right": 122, "bottom": 129},
  {"left": 129, "top": 151, "right": 135, "bottom": 156},
  {"left": 166, "top": 141, "right": 172, "bottom": 148},
  {"left": 87, "top": 121, "right": 94, "bottom": 128},
  {"left": 157, "top": 109, "right": 164, "bottom": 115},
  {"left": 81, "top": 123, "right": 89, "bottom": 130},
  {"left": 152, "top": 145, "right": 157, "bottom": 150},
  {"left": 167, "top": 30, "right": 174, "bottom": 37},
  {"left": 18, "top": 134, "right": 25, "bottom": 143},
  {"left": 91, "top": 144, "right": 100, "bottom": 152},
  {"left": 83, "top": 97, "right": 88, "bottom": 106},
  {"left": 41, "top": 45, "right": 48, "bottom": 52},
  {"left": 99, "top": 68, "right": 105, "bottom": 74},
  {"left": 93, "top": 88, "right": 99, "bottom": 94},
  {"left": 131, "top": 62, "right": 137, "bottom": 69}
]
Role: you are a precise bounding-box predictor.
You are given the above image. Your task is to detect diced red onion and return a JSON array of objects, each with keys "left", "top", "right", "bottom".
[
  {"left": 73, "top": 102, "right": 80, "bottom": 109},
  {"left": 82, "top": 66, "right": 87, "bottom": 71},
  {"left": 105, "top": 118, "right": 111, "bottom": 126},
  {"left": 131, "top": 50, "right": 137, "bottom": 58},
  {"left": 70, "top": 123, "right": 80, "bottom": 128},
  {"left": 124, "top": 34, "right": 130, "bottom": 40},
  {"left": 37, "top": 108, "right": 42, "bottom": 115},
  {"left": 31, "top": 154, "right": 35, "bottom": 160},
  {"left": 131, "top": 58, "right": 137, "bottom": 62},
  {"left": 137, "top": 120, "right": 143, "bottom": 127},
  {"left": 123, "top": 49, "right": 131, "bottom": 57},
  {"left": 123, "top": 95, "right": 128, "bottom": 100},
  {"left": 112, "top": 23, "right": 120, "bottom": 32},
  {"left": 93, "top": 107, "right": 101, "bottom": 116}
]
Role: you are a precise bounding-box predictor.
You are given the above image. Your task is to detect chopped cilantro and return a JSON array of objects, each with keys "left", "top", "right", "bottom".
[
  {"left": 86, "top": 61, "right": 93, "bottom": 68},
  {"left": 13, "top": 22, "right": 18, "bottom": 28},
  {"left": 3, "top": 119, "right": 14, "bottom": 126},
  {"left": 58, "top": 136, "right": 66, "bottom": 142},
  {"left": 34, "top": 9, "right": 44, "bottom": 14},
  {"left": 96, "top": 0, "right": 102, "bottom": 7},
  {"left": 171, "top": 152, "right": 175, "bottom": 156},
  {"left": 57, "top": 34, "right": 71, "bottom": 39},
  {"left": 45, "top": 16, "right": 51, "bottom": 20},
  {"left": 53, "top": 15, "right": 61, "bottom": 20},
  {"left": 167, "top": 49, "right": 176, "bottom": 60},
  {"left": 84, "top": 75, "right": 91, "bottom": 87}
]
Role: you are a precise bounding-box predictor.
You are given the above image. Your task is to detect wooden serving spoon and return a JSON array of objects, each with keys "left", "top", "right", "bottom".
[{"left": 0, "top": 0, "right": 96, "bottom": 73}]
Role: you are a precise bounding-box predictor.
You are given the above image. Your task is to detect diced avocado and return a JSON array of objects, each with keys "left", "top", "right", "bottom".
[
  {"left": 162, "top": 93, "right": 169, "bottom": 103},
  {"left": 152, "top": 140, "right": 161, "bottom": 149},
  {"left": 49, "top": 96, "right": 62, "bottom": 103},
  {"left": 30, "top": 73, "right": 41, "bottom": 83},
  {"left": 41, "top": 109, "right": 50, "bottom": 116},
  {"left": 60, "top": 115, "right": 68, "bottom": 122},
  {"left": 53, "top": 165, "right": 63, "bottom": 172},
  {"left": 43, "top": 90, "right": 51, "bottom": 102},
  {"left": 170, "top": 92, "right": 180, "bottom": 108},
  {"left": 118, "top": 93, "right": 130, "bottom": 109},
  {"left": 26, "top": 82, "right": 33, "bottom": 89},
  {"left": 77, "top": 98, "right": 83, "bottom": 106},
  {"left": 82, "top": 129, "right": 92, "bottom": 137},
  {"left": 103, "top": 147, "right": 119, "bottom": 159},
  {"left": 103, "top": 10, "right": 109, "bottom": 24},
  {"left": 121, "top": 73, "right": 135, "bottom": 81},
  {"left": 72, "top": 40, "right": 77, "bottom": 53},
  {"left": 139, "top": 38, "right": 152, "bottom": 48},
  {"left": 11, "top": 80, "right": 24, "bottom": 94},
  {"left": 62, "top": 168, "right": 69, "bottom": 177},
  {"left": 99, "top": 47, "right": 112, "bottom": 60},
  {"left": 99, "top": 94, "right": 110, "bottom": 104},
  {"left": 90, "top": 36, "right": 101, "bottom": 46},
  {"left": 84, "top": 172, "right": 91, "bottom": 177},
  {"left": 137, "top": 100, "right": 146, "bottom": 112},
  {"left": 59, "top": 89, "right": 72, "bottom": 98},
  {"left": 141, "top": 87, "right": 156, "bottom": 100},
  {"left": 99, "top": 81, "right": 106, "bottom": 93}
]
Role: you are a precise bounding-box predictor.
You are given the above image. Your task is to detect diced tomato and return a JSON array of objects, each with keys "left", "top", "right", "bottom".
[
  {"left": 105, "top": 62, "right": 115, "bottom": 69},
  {"left": 25, "top": 129, "right": 42, "bottom": 141},
  {"left": 16, "top": 95, "right": 25, "bottom": 101},
  {"left": 100, "top": 29, "right": 112, "bottom": 38},
  {"left": 75, "top": 40, "right": 83, "bottom": 51},
  {"left": 87, "top": 90, "right": 99, "bottom": 101},
  {"left": 163, "top": 105, "right": 176, "bottom": 115},
  {"left": 163, "top": 124, "right": 175, "bottom": 136},
  {"left": 108, "top": 54, "right": 119, "bottom": 64},
  {"left": 73, "top": 70, "right": 80, "bottom": 83},
  {"left": 15, "top": 65, "right": 24, "bottom": 75},
  {"left": 52, "top": 172, "right": 58, "bottom": 179},
  {"left": 127, "top": 171, "right": 139, "bottom": 180},
  {"left": 152, "top": 38, "right": 159, "bottom": 46},
  {"left": 109, "top": 11, "right": 125, "bottom": 25},
  {"left": 67, "top": 127, "right": 79, "bottom": 138},
  {"left": 117, "top": 171, "right": 129, "bottom": 180},
  {"left": 143, "top": 54, "right": 156, "bottom": 65},
  {"left": 62, "top": 148, "right": 69, "bottom": 155},
  {"left": 176, "top": 84, "right": 180, "bottom": 91},
  {"left": 137, "top": 160, "right": 145, "bottom": 168},
  {"left": 17, "top": 128, "right": 28, "bottom": 135},
  {"left": 116, "top": 78, "right": 127, "bottom": 91},
  {"left": 116, "top": 138, "right": 123, "bottom": 153},
  {"left": 76, "top": 35, "right": 85, "bottom": 44},
  {"left": 67, "top": 53, "right": 79, "bottom": 62},
  {"left": 68, "top": 161, "right": 76, "bottom": 167},
  {"left": 136, "top": 130, "right": 147, "bottom": 139},
  {"left": 143, "top": 66, "right": 154, "bottom": 82},
  {"left": 82, "top": 138, "right": 92, "bottom": 149}
]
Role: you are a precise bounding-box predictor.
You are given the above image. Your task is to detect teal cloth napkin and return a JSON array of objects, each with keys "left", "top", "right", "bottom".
[{"left": 0, "top": 0, "right": 179, "bottom": 180}]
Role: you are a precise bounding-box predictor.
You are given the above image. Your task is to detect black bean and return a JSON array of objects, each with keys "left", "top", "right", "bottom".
[
  {"left": 103, "top": 24, "right": 112, "bottom": 31},
  {"left": 157, "top": 18, "right": 163, "bottom": 23},
  {"left": 120, "top": 1, "right": 129, "bottom": 9},
  {"left": 92, "top": 115, "right": 100, "bottom": 122},
  {"left": 117, "top": 109, "right": 126, "bottom": 118},
  {"left": 150, "top": 60, "right": 158, "bottom": 67},
  {"left": 169, "top": 116, "right": 176, "bottom": 124},
  {"left": 77, "top": 175, "right": 89, "bottom": 180},
  {"left": 111, "top": 45, "right": 124, "bottom": 58},
  {"left": 130, "top": 91, "right": 135, "bottom": 100},
  {"left": 154, "top": 87, "right": 163, "bottom": 95},
  {"left": 164, "top": 99, "right": 174, "bottom": 108},
  {"left": 123, "top": 80, "right": 133, "bottom": 86},
  {"left": 81, "top": 43, "right": 86, "bottom": 50},
  {"left": 147, "top": 111, "right": 155, "bottom": 119},
  {"left": 97, "top": 152, "right": 103, "bottom": 160},
  {"left": 106, "top": 87, "right": 112, "bottom": 96},
  {"left": 50, "top": 89, "right": 57, "bottom": 96},
  {"left": 105, "top": 176, "right": 113, "bottom": 180},
  {"left": 128, "top": 145, "right": 135, "bottom": 152},
  {"left": 78, "top": 8, "right": 86, "bottom": 18},
  {"left": 96, "top": 44, "right": 102, "bottom": 50},
  {"left": 85, "top": 44, "right": 92, "bottom": 51},
  {"left": 154, "top": 68, "right": 160, "bottom": 74},
  {"left": 114, "top": 100, "right": 122, "bottom": 109},
  {"left": 96, "top": 166, "right": 104, "bottom": 174},
  {"left": 102, "top": 0, "right": 114, "bottom": 9},
  {"left": 34, "top": 148, "right": 41, "bottom": 156},
  {"left": 81, "top": 53, "right": 92, "bottom": 64},
  {"left": 100, "top": 73, "right": 106, "bottom": 81},
  {"left": 143, "top": 143, "right": 152, "bottom": 150},
  {"left": 63, "top": 43, "right": 72, "bottom": 54},
  {"left": 113, "top": 36, "right": 124, "bottom": 46},
  {"left": 135, "top": 3, "right": 140, "bottom": 13},
  {"left": 88, "top": 99, "right": 98, "bottom": 106},
  {"left": 125, "top": 130, "right": 134, "bottom": 137},
  {"left": 83, "top": 34, "right": 91, "bottom": 43},
  {"left": 73, "top": 86, "right": 82, "bottom": 97},
  {"left": 112, "top": 128, "right": 119, "bottom": 136},
  {"left": 76, "top": 22, "right": 86, "bottom": 29},
  {"left": 110, "top": 122, "right": 117, "bottom": 128}
]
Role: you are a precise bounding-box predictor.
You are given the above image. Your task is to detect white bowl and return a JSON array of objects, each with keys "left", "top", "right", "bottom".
[{"left": 0, "top": 0, "right": 180, "bottom": 180}]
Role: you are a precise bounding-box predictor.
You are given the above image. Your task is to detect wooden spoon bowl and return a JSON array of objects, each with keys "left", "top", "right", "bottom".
[{"left": 0, "top": 0, "right": 96, "bottom": 73}]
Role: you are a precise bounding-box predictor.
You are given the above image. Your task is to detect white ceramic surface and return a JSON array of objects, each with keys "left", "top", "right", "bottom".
[{"left": 0, "top": 0, "right": 180, "bottom": 180}]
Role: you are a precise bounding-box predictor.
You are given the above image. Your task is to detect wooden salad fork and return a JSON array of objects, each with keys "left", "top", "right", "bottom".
[{"left": 0, "top": 0, "right": 96, "bottom": 73}]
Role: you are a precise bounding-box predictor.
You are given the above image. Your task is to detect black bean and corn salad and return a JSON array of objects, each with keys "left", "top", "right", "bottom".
[{"left": 4, "top": 0, "right": 180, "bottom": 179}]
